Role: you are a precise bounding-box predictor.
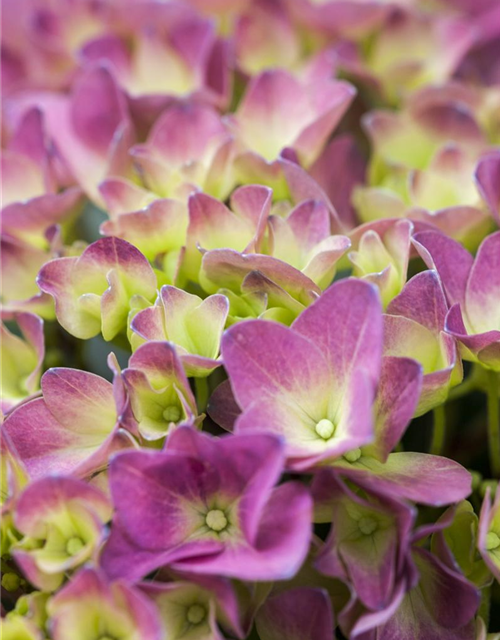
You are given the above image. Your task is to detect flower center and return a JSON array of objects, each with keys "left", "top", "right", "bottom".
[
  {"left": 315, "top": 419, "right": 335, "bottom": 440},
  {"left": 358, "top": 516, "right": 378, "bottom": 536},
  {"left": 343, "top": 448, "right": 362, "bottom": 463},
  {"left": 66, "top": 536, "right": 85, "bottom": 555},
  {"left": 163, "top": 405, "right": 181, "bottom": 423},
  {"left": 485, "top": 531, "right": 500, "bottom": 551},
  {"left": 187, "top": 604, "right": 206, "bottom": 625},
  {"left": 205, "top": 509, "right": 228, "bottom": 532}
]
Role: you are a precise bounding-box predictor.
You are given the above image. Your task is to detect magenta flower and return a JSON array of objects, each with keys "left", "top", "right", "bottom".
[
  {"left": 221, "top": 278, "right": 382, "bottom": 470},
  {"left": 1, "top": 107, "right": 82, "bottom": 241},
  {"left": 100, "top": 198, "right": 188, "bottom": 267},
  {"left": 385, "top": 270, "right": 463, "bottom": 415},
  {"left": 7, "top": 66, "right": 134, "bottom": 205},
  {"left": 101, "top": 427, "right": 312, "bottom": 583},
  {"left": 340, "top": 517, "right": 479, "bottom": 639},
  {"left": 12, "top": 476, "right": 111, "bottom": 591},
  {"left": 1, "top": 312, "right": 44, "bottom": 413},
  {"left": 80, "top": 9, "right": 229, "bottom": 121},
  {"left": 37, "top": 237, "right": 157, "bottom": 341},
  {"left": 255, "top": 587, "right": 334, "bottom": 640},
  {"left": 131, "top": 287, "right": 229, "bottom": 377},
  {"left": 4, "top": 368, "right": 133, "bottom": 480},
  {"left": 47, "top": 568, "right": 164, "bottom": 640},
  {"left": 141, "top": 574, "right": 244, "bottom": 640},
  {"left": 119, "top": 341, "right": 198, "bottom": 440},
  {"left": 314, "top": 475, "right": 415, "bottom": 613},
  {"left": 478, "top": 487, "right": 500, "bottom": 582},
  {"left": 230, "top": 69, "right": 355, "bottom": 193},
  {"left": 414, "top": 230, "right": 500, "bottom": 371},
  {"left": 476, "top": 151, "right": 500, "bottom": 226}
]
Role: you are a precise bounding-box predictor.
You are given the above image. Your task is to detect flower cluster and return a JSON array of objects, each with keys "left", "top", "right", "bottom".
[{"left": 1, "top": 0, "right": 500, "bottom": 638}]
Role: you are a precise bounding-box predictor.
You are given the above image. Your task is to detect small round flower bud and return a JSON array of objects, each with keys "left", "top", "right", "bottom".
[
  {"left": 485, "top": 531, "right": 500, "bottom": 551},
  {"left": 187, "top": 604, "right": 206, "bottom": 625},
  {"left": 1, "top": 573, "right": 21, "bottom": 592},
  {"left": 163, "top": 405, "right": 182, "bottom": 423},
  {"left": 343, "top": 448, "right": 362, "bottom": 463},
  {"left": 66, "top": 537, "right": 85, "bottom": 556},
  {"left": 205, "top": 509, "right": 228, "bottom": 532},
  {"left": 315, "top": 419, "right": 335, "bottom": 440},
  {"left": 358, "top": 517, "right": 378, "bottom": 536}
]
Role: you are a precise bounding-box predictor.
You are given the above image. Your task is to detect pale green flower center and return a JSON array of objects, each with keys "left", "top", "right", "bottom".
[
  {"left": 358, "top": 516, "right": 378, "bottom": 536},
  {"left": 205, "top": 509, "right": 228, "bottom": 532},
  {"left": 343, "top": 448, "right": 362, "bottom": 463},
  {"left": 315, "top": 419, "right": 335, "bottom": 440},
  {"left": 66, "top": 536, "right": 85, "bottom": 556},
  {"left": 163, "top": 405, "right": 181, "bottom": 423},
  {"left": 187, "top": 604, "right": 206, "bottom": 625},
  {"left": 485, "top": 531, "right": 500, "bottom": 551}
]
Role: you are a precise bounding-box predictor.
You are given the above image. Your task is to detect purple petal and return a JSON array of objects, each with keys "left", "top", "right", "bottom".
[
  {"left": 412, "top": 231, "right": 473, "bottom": 307},
  {"left": 256, "top": 588, "right": 334, "bottom": 640}
]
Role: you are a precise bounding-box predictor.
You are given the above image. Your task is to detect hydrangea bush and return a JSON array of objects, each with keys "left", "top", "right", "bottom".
[{"left": 1, "top": 0, "right": 500, "bottom": 638}]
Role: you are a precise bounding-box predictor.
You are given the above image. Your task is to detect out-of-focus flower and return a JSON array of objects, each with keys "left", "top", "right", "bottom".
[
  {"left": 1, "top": 616, "right": 42, "bottom": 640},
  {"left": 284, "top": 0, "right": 392, "bottom": 40},
  {"left": 1, "top": 429, "right": 29, "bottom": 556},
  {"left": 1, "top": 107, "right": 82, "bottom": 246},
  {"left": 384, "top": 270, "right": 463, "bottom": 415},
  {"left": 3, "top": 368, "right": 133, "bottom": 479},
  {"left": 353, "top": 99, "right": 493, "bottom": 247},
  {"left": 5, "top": 66, "right": 134, "bottom": 205},
  {"left": 229, "top": 69, "right": 355, "bottom": 196},
  {"left": 12, "top": 476, "right": 111, "bottom": 591},
  {"left": 334, "top": 8, "right": 474, "bottom": 103},
  {"left": 348, "top": 219, "right": 412, "bottom": 309},
  {"left": 1, "top": 312, "right": 44, "bottom": 413},
  {"left": 131, "top": 286, "right": 229, "bottom": 377},
  {"left": 255, "top": 587, "right": 334, "bottom": 640},
  {"left": 101, "top": 427, "right": 312, "bottom": 583},
  {"left": 119, "top": 341, "right": 198, "bottom": 441},
  {"left": 414, "top": 230, "right": 500, "bottom": 371},
  {"left": 476, "top": 152, "right": 500, "bottom": 226},
  {"left": 81, "top": 8, "right": 230, "bottom": 123},
  {"left": 37, "top": 237, "right": 157, "bottom": 341},
  {"left": 221, "top": 278, "right": 382, "bottom": 470},
  {"left": 478, "top": 487, "right": 500, "bottom": 582},
  {"left": 47, "top": 568, "right": 164, "bottom": 640}
]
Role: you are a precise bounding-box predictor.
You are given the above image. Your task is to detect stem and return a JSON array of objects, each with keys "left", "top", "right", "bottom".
[
  {"left": 430, "top": 404, "right": 446, "bottom": 456},
  {"left": 486, "top": 369, "right": 500, "bottom": 478},
  {"left": 447, "top": 371, "right": 479, "bottom": 401},
  {"left": 195, "top": 377, "right": 209, "bottom": 414},
  {"left": 478, "top": 584, "right": 491, "bottom": 631}
]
